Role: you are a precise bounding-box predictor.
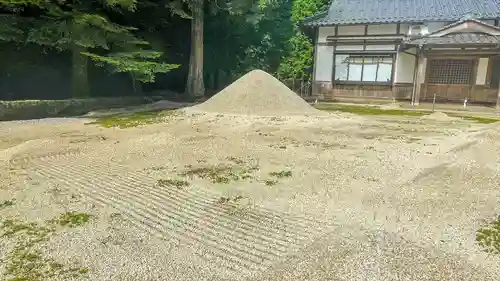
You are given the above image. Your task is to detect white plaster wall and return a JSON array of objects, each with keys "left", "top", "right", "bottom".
[
  {"left": 399, "top": 24, "right": 410, "bottom": 34},
  {"left": 318, "top": 26, "right": 335, "bottom": 43},
  {"left": 399, "top": 22, "right": 448, "bottom": 35},
  {"left": 365, "top": 45, "right": 396, "bottom": 51},
  {"left": 476, "top": 58, "right": 489, "bottom": 85},
  {"left": 394, "top": 50, "right": 416, "bottom": 83},
  {"left": 335, "top": 45, "right": 364, "bottom": 51},
  {"left": 314, "top": 45, "right": 334, "bottom": 81},
  {"left": 367, "top": 24, "right": 397, "bottom": 35},
  {"left": 426, "top": 22, "right": 447, "bottom": 33},
  {"left": 337, "top": 25, "right": 365, "bottom": 35}
]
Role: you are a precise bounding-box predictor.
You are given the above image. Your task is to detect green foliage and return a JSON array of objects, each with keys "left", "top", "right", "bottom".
[
  {"left": 0, "top": 15, "right": 24, "bottom": 41},
  {"left": 203, "top": 0, "right": 294, "bottom": 85},
  {"left": 202, "top": 0, "right": 327, "bottom": 86},
  {"left": 0, "top": 0, "right": 178, "bottom": 83},
  {"left": 277, "top": 32, "right": 314, "bottom": 80},
  {"left": 277, "top": 0, "right": 329, "bottom": 80},
  {"left": 83, "top": 51, "right": 179, "bottom": 82},
  {"left": 105, "top": 0, "right": 138, "bottom": 10},
  {"left": 0, "top": 0, "right": 330, "bottom": 97},
  {"left": 165, "top": 0, "right": 193, "bottom": 19}
]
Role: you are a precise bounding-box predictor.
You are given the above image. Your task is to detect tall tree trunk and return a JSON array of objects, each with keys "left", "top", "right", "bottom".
[
  {"left": 71, "top": 23, "right": 89, "bottom": 98},
  {"left": 71, "top": 45, "right": 89, "bottom": 98},
  {"left": 130, "top": 73, "right": 143, "bottom": 96},
  {"left": 185, "top": 0, "right": 205, "bottom": 99}
]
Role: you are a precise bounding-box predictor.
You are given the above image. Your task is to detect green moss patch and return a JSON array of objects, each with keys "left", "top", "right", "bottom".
[
  {"left": 476, "top": 215, "right": 500, "bottom": 254},
  {"left": 88, "top": 110, "right": 176, "bottom": 128},
  {"left": 269, "top": 170, "right": 292, "bottom": 178},
  {"left": 1, "top": 219, "right": 53, "bottom": 241},
  {"left": 216, "top": 195, "right": 245, "bottom": 205},
  {"left": 264, "top": 170, "right": 293, "bottom": 186},
  {"left": 5, "top": 247, "right": 89, "bottom": 281},
  {"left": 157, "top": 179, "right": 190, "bottom": 189},
  {"left": 315, "top": 104, "right": 427, "bottom": 116},
  {"left": 180, "top": 163, "right": 258, "bottom": 184},
  {"left": 48, "top": 212, "right": 92, "bottom": 228},
  {"left": 0, "top": 199, "right": 15, "bottom": 209},
  {"left": 451, "top": 115, "right": 500, "bottom": 124},
  {"left": 1, "top": 215, "right": 91, "bottom": 281},
  {"left": 264, "top": 180, "right": 278, "bottom": 186},
  {"left": 315, "top": 103, "right": 500, "bottom": 123}
]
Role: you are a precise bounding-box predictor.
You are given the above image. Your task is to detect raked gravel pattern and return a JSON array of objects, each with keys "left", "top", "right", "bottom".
[
  {"left": 3, "top": 114, "right": 500, "bottom": 280},
  {"left": 26, "top": 152, "right": 337, "bottom": 279}
]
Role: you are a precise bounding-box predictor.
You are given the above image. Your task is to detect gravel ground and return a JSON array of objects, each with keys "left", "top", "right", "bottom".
[{"left": 1, "top": 111, "right": 500, "bottom": 280}]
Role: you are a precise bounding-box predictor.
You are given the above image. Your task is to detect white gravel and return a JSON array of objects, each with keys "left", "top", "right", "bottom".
[{"left": 1, "top": 112, "right": 499, "bottom": 280}]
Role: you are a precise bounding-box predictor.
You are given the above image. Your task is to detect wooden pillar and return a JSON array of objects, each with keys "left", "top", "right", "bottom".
[
  {"left": 311, "top": 28, "right": 319, "bottom": 96},
  {"left": 469, "top": 58, "right": 479, "bottom": 102},
  {"left": 496, "top": 82, "right": 500, "bottom": 108},
  {"left": 391, "top": 52, "right": 398, "bottom": 102},
  {"left": 412, "top": 48, "right": 425, "bottom": 106}
]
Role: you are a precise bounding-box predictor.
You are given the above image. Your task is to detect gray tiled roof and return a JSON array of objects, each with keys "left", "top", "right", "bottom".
[
  {"left": 303, "top": 0, "right": 500, "bottom": 26},
  {"left": 426, "top": 17, "right": 500, "bottom": 36},
  {"left": 408, "top": 33, "right": 500, "bottom": 45}
]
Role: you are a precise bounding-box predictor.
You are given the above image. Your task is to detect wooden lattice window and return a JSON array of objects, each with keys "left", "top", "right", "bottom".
[{"left": 428, "top": 59, "right": 474, "bottom": 84}]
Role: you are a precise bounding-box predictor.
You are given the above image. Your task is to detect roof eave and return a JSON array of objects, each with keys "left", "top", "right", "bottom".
[
  {"left": 300, "top": 11, "right": 328, "bottom": 27},
  {"left": 405, "top": 40, "right": 500, "bottom": 47},
  {"left": 302, "top": 17, "right": 500, "bottom": 28},
  {"left": 421, "top": 44, "right": 500, "bottom": 49}
]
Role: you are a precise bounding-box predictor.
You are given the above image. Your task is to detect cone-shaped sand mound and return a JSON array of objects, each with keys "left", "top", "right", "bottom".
[
  {"left": 188, "top": 70, "right": 326, "bottom": 116},
  {"left": 421, "top": 112, "right": 457, "bottom": 121}
]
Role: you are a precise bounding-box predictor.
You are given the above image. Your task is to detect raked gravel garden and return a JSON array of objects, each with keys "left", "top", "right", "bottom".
[{"left": 2, "top": 70, "right": 500, "bottom": 280}]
